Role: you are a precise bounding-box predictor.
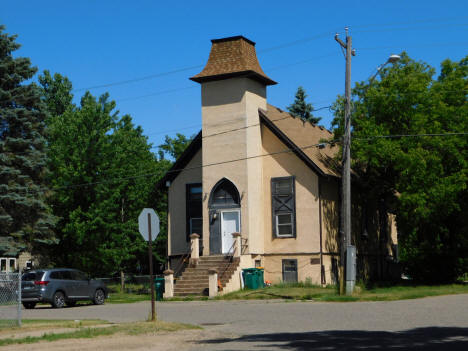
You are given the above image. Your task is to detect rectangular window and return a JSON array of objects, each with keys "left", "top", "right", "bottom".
[
  {"left": 282, "top": 259, "right": 298, "bottom": 283},
  {"left": 190, "top": 218, "right": 202, "bottom": 235},
  {"left": 271, "top": 177, "right": 296, "bottom": 237},
  {"left": 186, "top": 183, "right": 202, "bottom": 241},
  {"left": 9, "top": 259, "right": 16, "bottom": 272}
]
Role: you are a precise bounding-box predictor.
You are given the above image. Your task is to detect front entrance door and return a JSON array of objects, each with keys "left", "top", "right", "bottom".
[{"left": 221, "top": 210, "right": 240, "bottom": 254}]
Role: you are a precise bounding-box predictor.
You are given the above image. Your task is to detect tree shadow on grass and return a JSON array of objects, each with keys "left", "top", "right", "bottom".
[{"left": 198, "top": 327, "right": 468, "bottom": 350}]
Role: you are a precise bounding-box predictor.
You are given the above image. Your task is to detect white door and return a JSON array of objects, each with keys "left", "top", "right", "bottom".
[{"left": 221, "top": 210, "right": 240, "bottom": 254}]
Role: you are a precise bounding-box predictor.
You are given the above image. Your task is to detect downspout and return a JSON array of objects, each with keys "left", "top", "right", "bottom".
[{"left": 319, "top": 177, "right": 325, "bottom": 285}]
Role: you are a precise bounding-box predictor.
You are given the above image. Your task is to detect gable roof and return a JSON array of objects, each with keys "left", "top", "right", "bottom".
[
  {"left": 190, "top": 36, "right": 276, "bottom": 86},
  {"left": 260, "top": 104, "right": 340, "bottom": 178},
  {"left": 156, "top": 104, "right": 340, "bottom": 189},
  {"left": 155, "top": 131, "right": 202, "bottom": 189}
]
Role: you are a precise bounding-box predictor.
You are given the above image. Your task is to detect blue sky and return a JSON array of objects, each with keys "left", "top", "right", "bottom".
[{"left": 1, "top": 1, "right": 467, "bottom": 151}]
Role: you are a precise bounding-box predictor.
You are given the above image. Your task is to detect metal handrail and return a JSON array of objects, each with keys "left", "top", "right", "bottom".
[
  {"left": 173, "top": 246, "right": 192, "bottom": 279},
  {"left": 218, "top": 239, "right": 238, "bottom": 286}
]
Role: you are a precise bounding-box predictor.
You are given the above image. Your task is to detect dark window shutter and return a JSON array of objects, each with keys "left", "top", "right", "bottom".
[{"left": 271, "top": 177, "right": 296, "bottom": 237}]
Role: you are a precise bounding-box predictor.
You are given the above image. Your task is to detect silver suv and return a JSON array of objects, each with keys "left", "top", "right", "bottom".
[{"left": 21, "top": 268, "right": 108, "bottom": 309}]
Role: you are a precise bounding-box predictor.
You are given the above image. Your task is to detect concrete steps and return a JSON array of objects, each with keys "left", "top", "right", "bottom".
[{"left": 173, "top": 256, "right": 240, "bottom": 296}]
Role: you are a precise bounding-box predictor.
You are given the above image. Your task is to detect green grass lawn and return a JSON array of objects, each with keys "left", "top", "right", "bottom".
[
  {"left": 105, "top": 281, "right": 468, "bottom": 304},
  {"left": 106, "top": 283, "right": 151, "bottom": 304},
  {"left": 0, "top": 319, "right": 108, "bottom": 331},
  {"left": 216, "top": 282, "right": 468, "bottom": 302}
]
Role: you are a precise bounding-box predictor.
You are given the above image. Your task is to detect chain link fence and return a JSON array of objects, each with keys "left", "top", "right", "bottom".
[{"left": 0, "top": 273, "right": 21, "bottom": 328}]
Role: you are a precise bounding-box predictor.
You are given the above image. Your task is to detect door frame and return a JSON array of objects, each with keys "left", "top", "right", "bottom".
[{"left": 220, "top": 209, "right": 241, "bottom": 254}]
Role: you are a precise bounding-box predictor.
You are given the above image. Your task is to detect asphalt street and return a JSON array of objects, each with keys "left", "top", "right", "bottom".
[{"left": 21, "top": 294, "right": 468, "bottom": 350}]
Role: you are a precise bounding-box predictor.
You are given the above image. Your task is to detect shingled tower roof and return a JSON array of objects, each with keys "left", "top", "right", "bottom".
[{"left": 190, "top": 36, "right": 276, "bottom": 85}]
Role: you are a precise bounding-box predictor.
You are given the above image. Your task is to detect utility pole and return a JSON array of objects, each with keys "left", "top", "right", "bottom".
[{"left": 335, "top": 28, "right": 356, "bottom": 296}]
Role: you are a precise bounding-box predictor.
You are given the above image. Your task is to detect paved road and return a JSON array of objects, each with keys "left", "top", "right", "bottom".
[{"left": 22, "top": 294, "right": 468, "bottom": 350}]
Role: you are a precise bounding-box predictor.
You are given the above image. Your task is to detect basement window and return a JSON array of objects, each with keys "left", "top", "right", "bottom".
[{"left": 282, "top": 259, "right": 298, "bottom": 283}]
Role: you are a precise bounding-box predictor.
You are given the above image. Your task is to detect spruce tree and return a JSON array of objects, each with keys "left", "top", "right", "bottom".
[
  {"left": 0, "top": 26, "right": 55, "bottom": 260},
  {"left": 287, "top": 86, "right": 321, "bottom": 124}
]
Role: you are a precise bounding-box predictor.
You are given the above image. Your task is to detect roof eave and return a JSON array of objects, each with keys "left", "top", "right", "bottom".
[
  {"left": 155, "top": 131, "right": 203, "bottom": 190},
  {"left": 190, "top": 70, "right": 277, "bottom": 86},
  {"left": 259, "top": 109, "right": 333, "bottom": 178}
]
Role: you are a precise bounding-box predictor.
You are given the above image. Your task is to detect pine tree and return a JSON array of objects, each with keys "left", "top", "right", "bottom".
[
  {"left": 287, "top": 86, "right": 321, "bottom": 124},
  {"left": 0, "top": 26, "right": 55, "bottom": 260}
]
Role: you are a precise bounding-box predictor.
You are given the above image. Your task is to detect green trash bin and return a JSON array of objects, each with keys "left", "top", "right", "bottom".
[
  {"left": 242, "top": 268, "right": 259, "bottom": 289},
  {"left": 256, "top": 268, "right": 265, "bottom": 288},
  {"left": 154, "top": 277, "right": 165, "bottom": 301}
]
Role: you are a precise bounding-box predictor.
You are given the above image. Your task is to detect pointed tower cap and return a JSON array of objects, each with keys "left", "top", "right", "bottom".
[{"left": 190, "top": 36, "right": 276, "bottom": 86}]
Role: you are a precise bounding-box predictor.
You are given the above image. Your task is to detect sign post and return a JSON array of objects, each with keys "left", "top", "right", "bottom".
[{"left": 138, "top": 208, "right": 160, "bottom": 321}]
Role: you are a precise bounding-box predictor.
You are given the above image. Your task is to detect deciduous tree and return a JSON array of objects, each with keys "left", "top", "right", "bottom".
[{"left": 331, "top": 53, "right": 468, "bottom": 283}]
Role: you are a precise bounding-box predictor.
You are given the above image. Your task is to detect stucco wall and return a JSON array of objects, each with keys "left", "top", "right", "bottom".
[
  {"left": 168, "top": 149, "right": 202, "bottom": 256},
  {"left": 263, "top": 255, "right": 322, "bottom": 284},
  {"left": 201, "top": 77, "right": 266, "bottom": 255},
  {"left": 261, "top": 125, "right": 322, "bottom": 254},
  {"left": 18, "top": 252, "right": 32, "bottom": 270},
  {"left": 259, "top": 125, "right": 341, "bottom": 284}
]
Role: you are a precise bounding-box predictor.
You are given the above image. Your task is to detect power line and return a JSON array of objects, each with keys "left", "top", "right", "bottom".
[
  {"left": 5, "top": 108, "right": 333, "bottom": 155},
  {"left": 116, "top": 86, "right": 196, "bottom": 102},
  {"left": 201, "top": 106, "right": 332, "bottom": 139},
  {"left": 354, "top": 23, "right": 468, "bottom": 35},
  {"left": 10, "top": 139, "right": 337, "bottom": 195},
  {"left": 69, "top": 19, "right": 468, "bottom": 93},
  {"left": 354, "top": 132, "right": 468, "bottom": 141},
  {"left": 72, "top": 65, "right": 203, "bottom": 92},
  {"left": 357, "top": 42, "right": 468, "bottom": 51},
  {"left": 258, "top": 31, "right": 338, "bottom": 53},
  {"left": 350, "top": 16, "right": 468, "bottom": 29},
  {"left": 266, "top": 53, "right": 338, "bottom": 72},
  {"left": 70, "top": 34, "right": 337, "bottom": 92},
  {"left": 95, "top": 41, "right": 468, "bottom": 104},
  {"left": 8, "top": 131, "right": 467, "bottom": 196}
]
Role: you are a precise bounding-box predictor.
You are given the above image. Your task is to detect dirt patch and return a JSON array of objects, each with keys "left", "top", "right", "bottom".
[
  {"left": 0, "top": 328, "right": 229, "bottom": 351},
  {"left": 0, "top": 323, "right": 114, "bottom": 340}
]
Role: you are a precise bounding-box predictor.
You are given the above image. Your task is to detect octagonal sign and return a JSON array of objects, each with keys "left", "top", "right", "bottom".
[{"left": 138, "top": 208, "right": 160, "bottom": 241}]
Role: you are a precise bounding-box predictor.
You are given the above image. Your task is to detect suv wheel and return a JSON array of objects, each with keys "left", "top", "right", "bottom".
[
  {"left": 52, "top": 291, "right": 65, "bottom": 308},
  {"left": 93, "top": 289, "right": 105, "bottom": 305},
  {"left": 22, "top": 302, "right": 36, "bottom": 309}
]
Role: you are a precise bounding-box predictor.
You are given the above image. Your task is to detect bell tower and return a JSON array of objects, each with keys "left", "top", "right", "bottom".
[{"left": 191, "top": 36, "right": 276, "bottom": 256}]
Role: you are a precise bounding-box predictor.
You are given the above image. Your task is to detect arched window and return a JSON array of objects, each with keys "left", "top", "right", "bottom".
[{"left": 209, "top": 178, "right": 240, "bottom": 208}]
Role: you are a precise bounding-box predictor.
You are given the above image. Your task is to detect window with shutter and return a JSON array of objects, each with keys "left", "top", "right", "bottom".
[{"left": 271, "top": 176, "right": 296, "bottom": 238}]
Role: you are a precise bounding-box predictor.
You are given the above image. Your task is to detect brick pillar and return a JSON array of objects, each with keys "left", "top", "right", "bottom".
[
  {"left": 232, "top": 232, "right": 242, "bottom": 257},
  {"left": 163, "top": 269, "right": 174, "bottom": 298},
  {"left": 208, "top": 268, "right": 218, "bottom": 298},
  {"left": 189, "top": 233, "right": 200, "bottom": 267}
]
